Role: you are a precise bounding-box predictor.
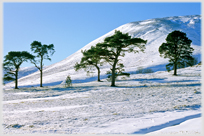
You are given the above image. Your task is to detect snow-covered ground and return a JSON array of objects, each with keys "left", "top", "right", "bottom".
[
  {"left": 2, "top": 64, "right": 202, "bottom": 134},
  {"left": 2, "top": 15, "right": 202, "bottom": 134}
]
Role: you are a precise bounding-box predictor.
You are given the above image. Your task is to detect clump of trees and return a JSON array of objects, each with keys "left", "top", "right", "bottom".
[
  {"left": 75, "top": 30, "right": 147, "bottom": 86},
  {"left": 74, "top": 46, "right": 106, "bottom": 82},
  {"left": 75, "top": 30, "right": 197, "bottom": 86},
  {"left": 159, "top": 30, "right": 195, "bottom": 75},
  {"left": 96, "top": 30, "right": 147, "bottom": 86},
  {"left": 3, "top": 41, "right": 55, "bottom": 89},
  {"left": 3, "top": 29, "right": 198, "bottom": 89}
]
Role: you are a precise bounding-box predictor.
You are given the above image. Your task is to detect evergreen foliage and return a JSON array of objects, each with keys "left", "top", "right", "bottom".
[
  {"left": 65, "top": 75, "right": 72, "bottom": 87},
  {"left": 96, "top": 30, "right": 147, "bottom": 86},
  {"left": 106, "top": 63, "right": 130, "bottom": 81},
  {"left": 74, "top": 46, "right": 106, "bottom": 81},
  {"left": 159, "top": 30, "right": 194, "bottom": 75},
  {"left": 177, "top": 57, "right": 198, "bottom": 68},
  {"left": 30, "top": 41, "right": 55, "bottom": 87},
  {"left": 3, "top": 51, "right": 35, "bottom": 89}
]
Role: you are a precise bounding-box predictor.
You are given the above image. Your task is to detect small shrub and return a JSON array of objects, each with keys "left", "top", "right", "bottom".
[
  {"left": 136, "top": 67, "right": 153, "bottom": 74},
  {"left": 194, "top": 90, "right": 201, "bottom": 94},
  {"left": 65, "top": 75, "right": 72, "bottom": 88},
  {"left": 121, "top": 76, "right": 127, "bottom": 80},
  {"left": 29, "top": 125, "right": 34, "bottom": 128},
  {"left": 143, "top": 68, "right": 154, "bottom": 73},
  {"left": 7, "top": 124, "right": 24, "bottom": 128},
  {"left": 136, "top": 67, "right": 144, "bottom": 74}
]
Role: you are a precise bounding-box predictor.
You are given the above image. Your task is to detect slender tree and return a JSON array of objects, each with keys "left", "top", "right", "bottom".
[
  {"left": 96, "top": 30, "right": 147, "bottom": 86},
  {"left": 3, "top": 51, "right": 35, "bottom": 89},
  {"left": 74, "top": 46, "right": 106, "bottom": 81},
  {"left": 159, "top": 30, "right": 194, "bottom": 75},
  {"left": 30, "top": 41, "right": 55, "bottom": 87}
]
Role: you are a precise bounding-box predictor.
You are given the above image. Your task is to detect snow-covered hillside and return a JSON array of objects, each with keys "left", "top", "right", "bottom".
[
  {"left": 3, "top": 64, "right": 201, "bottom": 134},
  {"left": 2, "top": 15, "right": 202, "bottom": 134},
  {"left": 4, "top": 15, "right": 201, "bottom": 89}
]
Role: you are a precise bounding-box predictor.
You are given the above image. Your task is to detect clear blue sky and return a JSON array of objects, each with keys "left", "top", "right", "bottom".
[{"left": 3, "top": 2, "right": 201, "bottom": 67}]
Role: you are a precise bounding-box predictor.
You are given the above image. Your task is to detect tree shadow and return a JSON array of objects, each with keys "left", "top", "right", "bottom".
[
  {"left": 16, "top": 81, "right": 63, "bottom": 89},
  {"left": 116, "top": 83, "right": 201, "bottom": 89},
  {"left": 117, "top": 78, "right": 200, "bottom": 83},
  {"left": 132, "top": 113, "right": 201, "bottom": 134}
]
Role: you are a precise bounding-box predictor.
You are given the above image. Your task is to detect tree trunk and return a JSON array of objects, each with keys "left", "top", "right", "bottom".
[
  {"left": 111, "top": 52, "right": 120, "bottom": 87},
  {"left": 15, "top": 70, "right": 18, "bottom": 89},
  {"left": 174, "top": 44, "right": 178, "bottom": 76},
  {"left": 96, "top": 66, "right": 101, "bottom": 81},
  {"left": 111, "top": 61, "right": 117, "bottom": 87},
  {"left": 174, "top": 62, "right": 177, "bottom": 75},
  {"left": 40, "top": 69, "right": 43, "bottom": 87},
  {"left": 40, "top": 57, "right": 43, "bottom": 87},
  {"left": 111, "top": 67, "right": 116, "bottom": 86}
]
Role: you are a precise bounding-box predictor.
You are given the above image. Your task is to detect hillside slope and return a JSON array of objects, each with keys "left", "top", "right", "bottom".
[{"left": 4, "top": 15, "right": 201, "bottom": 88}]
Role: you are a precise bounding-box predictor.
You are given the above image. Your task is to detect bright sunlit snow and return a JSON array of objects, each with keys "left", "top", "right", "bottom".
[
  {"left": 3, "top": 64, "right": 202, "bottom": 134},
  {"left": 3, "top": 15, "right": 202, "bottom": 134}
]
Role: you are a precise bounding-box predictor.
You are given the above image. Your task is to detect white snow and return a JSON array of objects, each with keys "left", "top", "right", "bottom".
[
  {"left": 2, "top": 64, "right": 202, "bottom": 134},
  {"left": 139, "top": 20, "right": 155, "bottom": 25},
  {"left": 3, "top": 15, "right": 201, "bottom": 89},
  {"left": 3, "top": 15, "right": 202, "bottom": 134},
  {"left": 147, "top": 117, "right": 201, "bottom": 134}
]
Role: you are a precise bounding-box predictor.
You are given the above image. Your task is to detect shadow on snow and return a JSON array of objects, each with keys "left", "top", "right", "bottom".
[
  {"left": 116, "top": 78, "right": 199, "bottom": 83},
  {"left": 115, "top": 83, "right": 201, "bottom": 89},
  {"left": 14, "top": 63, "right": 200, "bottom": 89},
  {"left": 132, "top": 113, "right": 201, "bottom": 134}
]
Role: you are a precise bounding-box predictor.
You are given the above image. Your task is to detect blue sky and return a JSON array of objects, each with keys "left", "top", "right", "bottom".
[{"left": 3, "top": 2, "right": 201, "bottom": 67}]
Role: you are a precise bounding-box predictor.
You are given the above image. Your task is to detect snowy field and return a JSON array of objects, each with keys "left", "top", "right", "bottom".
[
  {"left": 2, "top": 15, "right": 202, "bottom": 135},
  {"left": 2, "top": 65, "right": 202, "bottom": 134}
]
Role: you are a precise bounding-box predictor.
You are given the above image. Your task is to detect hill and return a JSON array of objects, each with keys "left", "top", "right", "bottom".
[{"left": 4, "top": 15, "right": 201, "bottom": 89}]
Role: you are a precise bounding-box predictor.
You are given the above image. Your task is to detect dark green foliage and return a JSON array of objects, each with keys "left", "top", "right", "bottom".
[
  {"left": 65, "top": 75, "right": 72, "bottom": 87},
  {"left": 96, "top": 30, "right": 147, "bottom": 86},
  {"left": 30, "top": 41, "right": 55, "bottom": 61},
  {"left": 177, "top": 57, "right": 198, "bottom": 68},
  {"left": 159, "top": 30, "right": 194, "bottom": 75},
  {"left": 107, "top": 63, "right": 130, "bottom": 80},
  {"left": 30, "top": 41, "right": 55, "bottom": 87},
  {"left": 3, "top": 76, "right": 15, "bottom": 81},
  {"left": 3, "top": 51, "right": 35, "bottom": 89},
  {"left": 74, "top": 46, "right": 106, "bottom": 81}
]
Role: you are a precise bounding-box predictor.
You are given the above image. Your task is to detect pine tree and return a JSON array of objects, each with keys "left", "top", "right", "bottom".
[
  {"left": 96, "top": 30, "right": 147, "bottom": 86},
  {"left": 30, "top": 41, "right": 55, "bottom": 87},
  {"left": 3, "top": 51, "right": 35, "bottom": 89},
  {"left": 159, "top": 30, "right": 194, "bottom": 75},
  {"left": 74, "top": 46, "right": 106, "bottom": 81},
  {"left": 65, "top": 75, "right": 72, "bottom": 87}
]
